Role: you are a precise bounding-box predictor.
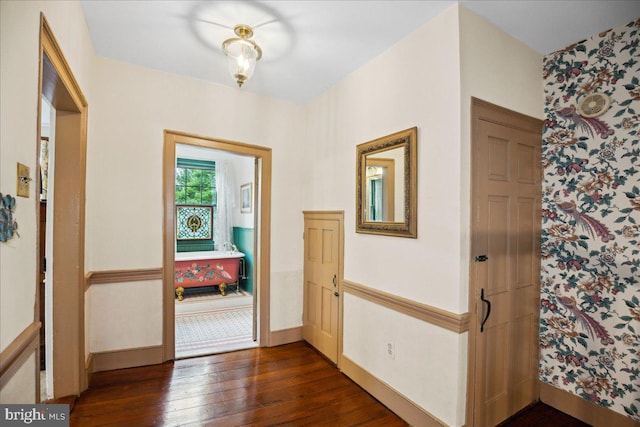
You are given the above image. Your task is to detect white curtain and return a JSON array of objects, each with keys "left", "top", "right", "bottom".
[{"left": 213, "top": 160, "right": 236, "bottom": 250}]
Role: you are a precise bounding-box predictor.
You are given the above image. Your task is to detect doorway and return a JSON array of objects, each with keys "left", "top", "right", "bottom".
[
  {"left": 38, "top": 98, "right": 55, "bottom": 401},
  {"left": 467, "top": 98, "right": 543, "bottom": 426},
  {"left": 36, "top": 14, "right": 89, "bottom": 399},
  {"left": 172, "top": 144, "right": 258, "bottom": 358},
  {"left": 163, "top": 131, "right": 272, "bottom": 361}
]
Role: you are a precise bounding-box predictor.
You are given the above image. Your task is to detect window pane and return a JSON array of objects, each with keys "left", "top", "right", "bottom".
[
  {"left": 185, "top": 186, "right": 200, "bottom": 204},
  {"left": 187, "top": 169, "right": 202, "bottom": 187},
  {"left": 175, "top": 186, "right": 187, "bottom": 204},
  {"left": 201, "top": 188, "right": 213, "bottom": 205},
  {"left": 176, "top": 168, "right": 187, "bottom": 186},
  {"left": 202, "top": 170, "right": 215, "bottom": 186}
]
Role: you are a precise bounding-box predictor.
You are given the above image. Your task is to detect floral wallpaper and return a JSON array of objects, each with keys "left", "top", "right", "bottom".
[{"left": 539, "top": 18, "right": 640, "bottom": 421}]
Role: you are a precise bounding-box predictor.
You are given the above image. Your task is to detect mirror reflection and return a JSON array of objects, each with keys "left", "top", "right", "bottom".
[{"left": 365, "top": 148, "right": 404, "bottom": 222}]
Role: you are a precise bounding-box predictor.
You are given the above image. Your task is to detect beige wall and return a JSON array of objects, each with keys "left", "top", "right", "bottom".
[
  {"left": 0, "top": 0, "right": 93, "bottom": 402},
  {"left": 85, "top": 57, "right": 306, "bottom": 351}
]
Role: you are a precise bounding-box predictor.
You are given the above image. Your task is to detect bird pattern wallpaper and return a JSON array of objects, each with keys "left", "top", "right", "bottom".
[{"left": 540, "top": 18, "right": 639, "bottom": 421}]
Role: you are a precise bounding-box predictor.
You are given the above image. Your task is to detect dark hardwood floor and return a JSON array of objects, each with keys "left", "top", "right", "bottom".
[
  {"left": 71, "top": 342, "right": 407, "bottom": 426},
  {"left": 499, "top": 402, "right": 591, "bottom": 427},
  {"left": 71, "top": 341, "right": 590, "bottom": 426}
]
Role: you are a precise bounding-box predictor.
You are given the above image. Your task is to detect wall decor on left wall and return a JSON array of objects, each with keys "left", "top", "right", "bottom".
[{"left": 0, "top": 193, "right": 19, "bottom": 242}]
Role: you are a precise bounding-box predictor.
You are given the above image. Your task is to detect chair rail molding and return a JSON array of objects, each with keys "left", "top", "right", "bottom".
[
  {"left": 0, "top": 322, "right": 40, "bottom": 389},
  {"left": 342, "top": 280, "right": 469, "bottom": 333},
  {"left": 85, "top": 268, "right": 163, "bottom": 290}
]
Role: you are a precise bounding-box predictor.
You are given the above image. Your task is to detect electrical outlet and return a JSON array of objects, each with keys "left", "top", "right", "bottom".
[{"left": 386, "top": 341, "right": 395, "bottom": 360}]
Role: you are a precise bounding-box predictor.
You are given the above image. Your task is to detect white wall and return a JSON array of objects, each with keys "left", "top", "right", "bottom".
[
  {"left": 344, "top": 294, "right": 467, "bottom": 424},
  {"left": 0, "top": 0, "right": 93, "bottom": 402},
  {"left": 0, "top": 355, "right": 36, "bottom": 404},
  {"left": 458, "top": 7, "right": 543, "bottom": 120},
  {"left": 305, "top": 6, "right": 464, "bottom": 313},
  {"left": 85, "top": 57, "right": 306, "bottom": 351},
  {"left": 88, "top": 280, "right": 163, "bottom": 352},
  {"left": 458, "top": 4, "right": 544, "bottom": 308},
  {"left": 233, "top": 161, "right": 256, "bottom": 230}
]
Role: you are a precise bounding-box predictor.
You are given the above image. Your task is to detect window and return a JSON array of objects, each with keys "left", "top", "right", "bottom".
[
  {"left": 175, "top": 158, "right": 216, "bottom": 252},
  {"left": 175, "top": 167, "right": 216, "bottom": 205}
]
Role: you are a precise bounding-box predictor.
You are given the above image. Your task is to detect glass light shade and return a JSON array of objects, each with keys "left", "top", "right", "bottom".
[{"left": 225, "top": 40, "right": 259, "bottom": 87}]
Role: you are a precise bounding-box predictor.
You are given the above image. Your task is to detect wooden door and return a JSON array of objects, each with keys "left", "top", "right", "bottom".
[
  {"left": 469, "top": 99, "right": 542, "bottom": 426},
  {"left": 303, "top": 211, "right": 343, "bottom": 364}
]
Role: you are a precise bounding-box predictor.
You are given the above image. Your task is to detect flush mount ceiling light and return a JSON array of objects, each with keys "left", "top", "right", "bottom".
[{"left": 222, "top": 24, "right": 262, "bottom": 88}]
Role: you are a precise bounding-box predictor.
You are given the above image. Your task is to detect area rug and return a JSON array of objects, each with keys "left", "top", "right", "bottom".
[{"left": 175, "top": 305, "right": 256, "bottom": 359}]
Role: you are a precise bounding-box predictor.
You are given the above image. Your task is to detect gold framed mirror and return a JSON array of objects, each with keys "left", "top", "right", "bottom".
[{"left": 356, "top": 127, "right": 417, "bottom": 238}]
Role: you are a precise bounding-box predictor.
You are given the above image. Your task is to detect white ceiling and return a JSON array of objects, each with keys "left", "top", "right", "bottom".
[{"left": 80, "top": 1, "right": 640, "bottom": 104}]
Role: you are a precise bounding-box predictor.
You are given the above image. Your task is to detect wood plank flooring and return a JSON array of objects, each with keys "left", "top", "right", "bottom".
[
  {"left": 71, "top": 341, "right": 591, "bottom": 426},
  {"left": 71, "top": 342, "right": 407, "bottom": 426},
  {"left": 499, "top": 402, "right": 591, "bottom": 427}
]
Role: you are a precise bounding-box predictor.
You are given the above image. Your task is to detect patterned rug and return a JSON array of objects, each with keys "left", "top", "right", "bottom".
[{"left": 175, "top": 305, "right": 256, "bottom": 359}]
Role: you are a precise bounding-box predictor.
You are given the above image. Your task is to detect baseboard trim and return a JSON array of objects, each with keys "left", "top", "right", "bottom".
[
  {"left": 269, "top": 327, "right": 302, "bottom": 347},
  {"left": 341, "top": 355, "right": 447, "bottom": 427},
  {"left": 91, "top": 345, "right": 164, "bottom": 374},
  {"left": 539, "top": 381, "right": 638, "bottom": 427},
  {"left": 0, "top": 322, "right": 41, "bottom": 389},
  {"left": 85, "top": 353, "right": 93, "bottom": 387},
  {"left": 85, "top": 268, "right": 163, "bottom": 290},
  {"left": 343, "top": 280, "right": 469, "bottom": 333}
]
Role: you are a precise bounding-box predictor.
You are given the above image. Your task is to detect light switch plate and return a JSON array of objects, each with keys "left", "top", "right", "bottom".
[{"left": 17, "top": 163, "right": 30, "bottom": 198}]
